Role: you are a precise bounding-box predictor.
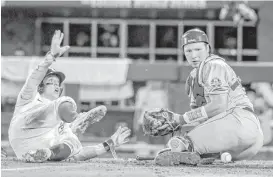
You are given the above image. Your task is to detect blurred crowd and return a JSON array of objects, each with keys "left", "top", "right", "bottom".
[{"left": 1, "top": 10, "right": 35, "bottom": 56}]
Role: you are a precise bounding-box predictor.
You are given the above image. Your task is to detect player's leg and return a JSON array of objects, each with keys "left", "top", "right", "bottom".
[
  {"left": 229, "top": 109, "right": 264, "bottom": 160},
  {"left": 156, "top": 108, "right": 263, "bottom": 165},
  {"left": 69, "top": 105, "right": 107, "bottom": 136},
  {"left": 232, "top": 135, "right": 263, "bottom": 160},
  {"left": 23, "top": 96, "right": 77, "bottom": 126},
  {"left": 48, "top": 125, "right": 121, "bottom": 162},
  {"left": 186, "top": 108, "right": 263, "bottom": 157},
  {"left": 23, "top": 137, "right": 108, "bottom": 162},
  {"left": 55, "top": 96, "right": 107, "bottom": 136},
  {"left": 23, "top": 125, "right": 83, "bottom": 162},
  {"left": 23, "top": 143, "right": 78, "bottom": 162}
]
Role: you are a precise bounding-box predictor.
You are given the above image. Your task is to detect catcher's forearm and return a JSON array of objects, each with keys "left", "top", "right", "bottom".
[{"left": 179, "top": 106, "right": 208, "bottom": 124}]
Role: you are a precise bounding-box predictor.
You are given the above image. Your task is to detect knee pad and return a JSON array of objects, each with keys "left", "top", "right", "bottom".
[
  {"left": 57, "top": 96, "right": 77, "bottom": 111},
  {"left": 167, "top": 136, "right": 194, "bottom": 152},
  {"left": 50, "top": 143, "right": 71, "bottom": 161},
  {"left": 59, "top": 134, "right": 82, "bottom": 158},
  {"left": 57, "top": 97, "right": 78, "bottom": 123}
]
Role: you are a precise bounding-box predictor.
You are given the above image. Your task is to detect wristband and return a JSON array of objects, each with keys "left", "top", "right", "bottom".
[
  {"left": 183, "top": 106, "right": 208, "bottom": 124},
  {"left": 102, "top": 141, "right": 110, "bottom": 152},
  {"left": 104, "top": 139, "right": 118, "bottom": 159}
]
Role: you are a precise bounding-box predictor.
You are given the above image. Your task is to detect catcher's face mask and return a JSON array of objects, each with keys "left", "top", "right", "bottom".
[{"left": 40, "top": 75, "right": 63, "bottom": 100}]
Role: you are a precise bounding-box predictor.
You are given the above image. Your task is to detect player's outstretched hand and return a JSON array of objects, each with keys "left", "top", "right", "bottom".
[
  {"left": 50, "top": 30, "right": 70, "bottom": 58},
  {"left": 110, "top": 126, "right": 131, "bottom": 147}
]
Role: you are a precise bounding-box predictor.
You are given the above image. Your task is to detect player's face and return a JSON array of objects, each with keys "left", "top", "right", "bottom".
[
  {"left": 42, "top": 75, "right": 61, "bottom": 100},
  {"left": 184, "top": 42, "right": 210, "bottom": 68}
]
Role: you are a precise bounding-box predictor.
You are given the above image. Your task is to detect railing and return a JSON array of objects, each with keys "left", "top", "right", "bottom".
[{"left": 36, "top": 18, "right": 258, "bottom": 63}]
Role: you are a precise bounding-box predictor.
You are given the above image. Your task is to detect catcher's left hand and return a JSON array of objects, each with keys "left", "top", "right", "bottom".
[{"left": 142, "top": 108, "right": 181, "bottom": 136}]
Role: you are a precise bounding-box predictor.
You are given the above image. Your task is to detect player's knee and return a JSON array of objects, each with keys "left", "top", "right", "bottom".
[
  {"left": 57, "top": 96, "right": 77, "bottom": 111},
  {"left": 49, "top": 143, "right": 71, "bottom": 161},
  {"left": 58, "top": 101, "right": 78, "bottom": 123}
]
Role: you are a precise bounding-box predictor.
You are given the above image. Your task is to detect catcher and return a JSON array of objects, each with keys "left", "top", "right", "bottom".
[
  {"left": 8, "top": 30, "right": 131, "bottom": 162},
  {"left": 143, "top": 29, "right": 264, "bottom": 166}
]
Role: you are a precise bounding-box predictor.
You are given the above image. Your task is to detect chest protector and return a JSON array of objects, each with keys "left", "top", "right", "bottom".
[
  {"left": 186, "top": 68, "right": 207, "bottom": 108},
  {"left": 186, "top": 54, "right": 225, "bottom": 108}
]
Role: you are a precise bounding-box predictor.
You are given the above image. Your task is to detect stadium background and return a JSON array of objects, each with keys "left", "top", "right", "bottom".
[{"left": 1, "top": 0, "right": 273, "bottom": 160}]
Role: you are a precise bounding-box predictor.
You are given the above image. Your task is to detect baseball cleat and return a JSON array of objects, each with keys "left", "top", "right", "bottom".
[
  {"left": 155, "top": 148, "right": 201, "bottom": 166},
  {"left": 70, "top": 105, "right": 107, "bottom": 136},
  {"left": 23, "top": 148, "right": 52, "bottom": 163}
]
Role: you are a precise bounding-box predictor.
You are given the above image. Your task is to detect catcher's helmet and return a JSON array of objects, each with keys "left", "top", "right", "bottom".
[{"left": 181, "top": 28, "right": 209, "bottom": 48}]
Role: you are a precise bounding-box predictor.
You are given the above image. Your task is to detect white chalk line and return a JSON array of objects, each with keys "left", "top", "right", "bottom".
[{"left": 1, "top": 164, "right": 84, "bottom": 172}]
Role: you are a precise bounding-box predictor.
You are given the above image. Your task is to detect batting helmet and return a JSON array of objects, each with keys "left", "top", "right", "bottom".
[
  {"left": 181, "top": 28, "right": 209, "bottom": 48},
  {"left": 44, "top": 68, "right": 65, "bottom": 84},
  {"left": 38, "top": 68, "right": 66, "bottom": 95}
]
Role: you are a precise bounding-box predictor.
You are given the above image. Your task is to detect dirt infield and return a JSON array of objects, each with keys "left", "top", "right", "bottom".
[{"left": 2, "top": 157, "right": 273, "bottom": 177}]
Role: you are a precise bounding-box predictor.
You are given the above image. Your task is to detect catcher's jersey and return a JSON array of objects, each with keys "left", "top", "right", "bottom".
[
  {"left": 186, "top": 54, "right": 253, "bottom": 111},
  {"left": 8, "top": 62, "right": 64, "bottom": 141}
]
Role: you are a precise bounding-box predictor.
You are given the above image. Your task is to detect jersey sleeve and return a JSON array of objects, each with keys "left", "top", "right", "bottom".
[
  {"left": 201, "top": 60, "right": 230, "bottom": 95},
  {"left": 15, "top": 60, "right": 51, "bottom": 107}
]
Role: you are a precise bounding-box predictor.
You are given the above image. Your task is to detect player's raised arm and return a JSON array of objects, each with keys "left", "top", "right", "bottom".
[{"left": 15, "top": 30, "right": 70, "bottom": 107}]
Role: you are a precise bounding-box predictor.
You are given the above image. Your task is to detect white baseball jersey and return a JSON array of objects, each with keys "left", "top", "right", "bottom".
[
  {"left": 8, "top": 61, "right": 81, "bottom": 158},
  {"left": 9, "top": 61, "right": 61, "bottom": 140}
]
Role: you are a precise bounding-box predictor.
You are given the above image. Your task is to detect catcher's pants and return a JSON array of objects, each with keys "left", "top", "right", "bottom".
[
  {"left": 185, "top": 107, "right": 264, "bottom": 160},
  {"left": 10, "top": 123, "right": 82, "bottom": 160}
]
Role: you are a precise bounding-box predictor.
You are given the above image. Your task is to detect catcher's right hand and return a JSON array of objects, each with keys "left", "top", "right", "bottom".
[{"left": 142, "top": 108, "right": 181, "bottom": 136}]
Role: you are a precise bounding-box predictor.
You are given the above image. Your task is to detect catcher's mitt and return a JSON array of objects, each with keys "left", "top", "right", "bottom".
[{"left": 142, "top": 108, "right": 180, "bottom": 136}]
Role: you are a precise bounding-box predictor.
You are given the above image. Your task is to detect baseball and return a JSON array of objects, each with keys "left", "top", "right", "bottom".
[{"left": 221, "top": 152, "right": 232, "bottom": 163}]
